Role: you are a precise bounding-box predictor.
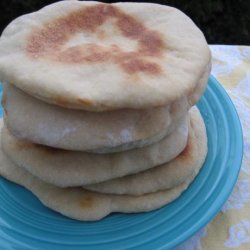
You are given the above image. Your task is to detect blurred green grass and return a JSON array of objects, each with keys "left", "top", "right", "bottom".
[{"left": 0, "top": 0, "right": 249, "bottom": 44}]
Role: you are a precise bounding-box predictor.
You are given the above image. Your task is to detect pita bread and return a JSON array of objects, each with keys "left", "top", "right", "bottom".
[
  {"left": 0, "top": 1, "right": 211, "bottom": 111},
  {"left": 85, "top": 107, "right": 207, "bottom": 194},
  {"left": 2, "top": 115, "right": 188, "bottom": 186},
  {"left": 0, "top": 137, "right": 198, "bottom": 221},
  {"left": 3, "top": 83, "right": 188, "bottom": 152}
]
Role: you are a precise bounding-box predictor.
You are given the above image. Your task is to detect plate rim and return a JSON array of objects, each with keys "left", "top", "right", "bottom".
[{"left": 170, "top": 74, "right": 243, "bottom": 248}]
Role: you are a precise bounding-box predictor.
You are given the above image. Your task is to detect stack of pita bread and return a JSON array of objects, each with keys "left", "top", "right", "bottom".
[{"left": 0, "top": 1, "right": 211, "bottom": 221}]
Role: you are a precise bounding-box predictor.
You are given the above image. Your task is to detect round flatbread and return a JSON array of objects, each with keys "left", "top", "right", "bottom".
[
  {"left": 0, "top": 1, "right": 211, "bottom": 111},
  {"left": 85, "top": 107, "right": 207, "bottom": 195},
  {"left": 0, "top": 138, "right": 198, "bottom": 221},
  {"left": 3, "top": 83, "right": 188, "bottom": 152},
  {"left": 2, "top": 115, "right": 188, "bottom": 186}
]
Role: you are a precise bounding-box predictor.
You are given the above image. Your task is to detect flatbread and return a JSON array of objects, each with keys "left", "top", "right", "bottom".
[
  {"left": 3, "top": 83, "right": 188, "bottom": 152},
  {"left": 85, "top": 107, "right": 207, "bottom": 194},
  {"left": 3, "top": 61, "right": 210, "bottom": 152},
  {"left": 0, "top": 1, "right": 211, "bottom": 111},
  {"left": 0, "top": 139, "right": 198, "bottom": 221},
  {"left": 2, "top": 115, "right": 188, "bottom": 186}
]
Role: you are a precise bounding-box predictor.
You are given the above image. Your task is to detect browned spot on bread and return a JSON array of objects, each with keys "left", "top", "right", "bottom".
[
  {"left": 58, "top": 44, "right": 112, "bottom": 64},
  {"left": 178, "top": 134, "right": 194, "bottom": 161},
  {"left": 6, "top": 129, "right": 67, "bottom": 155},
  {"left": 121, "top": 58, "right": 161, "bottom": 74},
  {"left": 55, "top": 95, "right": 93, "bottom": 107},
  {"left": 12, "top": 140, "right": 34, "bottom": 150},
  {"left": 54, "top": 96, "right": 72, "bottom": 107},
  {"left": 77, "top": 98, "right": 93, "bottom": 106},
  {"left": 37, "top": 145, "right": 65, "bottom": 155},
  {"left": 26, "top": 4, "right": 165, "bottom": 75},
  {"left": 11, "top": 138, "right": 65, "bottom": 155},
  {"left": 79, "top": 195, "right": 95, "bottom": 208},
  {"left": 97, "top": 30, "right": 107, "bottom": 39}
]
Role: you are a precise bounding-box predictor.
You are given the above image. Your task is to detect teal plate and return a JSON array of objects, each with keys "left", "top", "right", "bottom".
[{"left": 0, "top": 76, "right": 243, "bottom": 249}]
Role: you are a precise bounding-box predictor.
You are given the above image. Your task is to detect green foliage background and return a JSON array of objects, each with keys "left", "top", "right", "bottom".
[{"left": 0, "top": 0, "right": 249, "bottom": 44}]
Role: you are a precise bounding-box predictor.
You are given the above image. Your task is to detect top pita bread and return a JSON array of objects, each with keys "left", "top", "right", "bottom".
[{"left": 0, "top": 1, "right": 211, "bottom": 111}]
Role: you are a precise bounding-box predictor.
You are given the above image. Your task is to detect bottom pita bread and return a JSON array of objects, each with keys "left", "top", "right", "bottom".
[{"left": 0, "top": 146, "right": 197, "bottom": 221}]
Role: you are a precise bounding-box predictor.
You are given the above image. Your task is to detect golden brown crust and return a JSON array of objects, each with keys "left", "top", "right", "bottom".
[
  {"left": 26, "top": 4, "right": 164, "bottom": 76},
  {"left": 178, "top": 134, "right": 192, "bottom": 161},
  {"left": 79, "top": 195, "right": 96, "bottom": 209}
]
